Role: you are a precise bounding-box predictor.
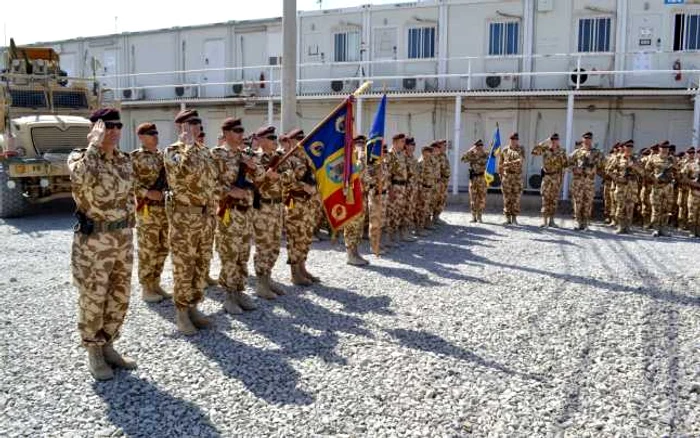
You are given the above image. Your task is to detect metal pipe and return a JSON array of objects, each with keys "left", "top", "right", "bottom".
[
  {"left": 563, "top": 93, "right": 575, "bottom": 201},
  {"left": 693, "top": 93, "right": 700, "bottom": 148},
  {"left": 452, "top": 95, "right": 462, "bottom": 195},
  {"left": 282, "top": 0, "right": 297, "bottom": 131}
]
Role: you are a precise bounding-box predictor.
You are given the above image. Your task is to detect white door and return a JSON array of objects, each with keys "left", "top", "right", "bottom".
[
  {"left": 373, "top": 27, "right": 398, "bottom": 90},
  {"left": 203, "top": 39, "right": 225, "bottom": 98},
  {"left": 101, "top": 48, "right": 118, "bottom": 90},
  {"left": 627, "top": 13, "right": 663, "bottom": 87}
]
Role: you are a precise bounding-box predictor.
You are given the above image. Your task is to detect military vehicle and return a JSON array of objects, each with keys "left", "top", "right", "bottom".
[{"left": 0, "top": 39, "right": 100, "bottom": 218}]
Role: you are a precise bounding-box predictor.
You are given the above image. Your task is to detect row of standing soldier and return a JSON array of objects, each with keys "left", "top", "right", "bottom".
[
  {"left": 460, "top": 131, "right": 700, "bottom": 238},
  {"left": 67, "top": 107, "right": 453, "bottom": 381}
]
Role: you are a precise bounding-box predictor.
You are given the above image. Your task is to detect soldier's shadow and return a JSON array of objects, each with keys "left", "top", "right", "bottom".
[
  {"left": 93, "top": 373, "right": 221, "bottom": 437},
  {"left": 147, "top": 303, "right": 314, "bottom": 406}
]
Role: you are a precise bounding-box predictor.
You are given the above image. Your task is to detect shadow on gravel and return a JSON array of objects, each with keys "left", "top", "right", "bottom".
[
  {"left": 362, "top": 263, "right": 445, "bottom": 286},
  {"left": 146, "top": 303, "right": 315, "bottom": 406},
  {"left": 386, "top": 328, "right": 545, "bottom": 382},
  {"left": 94, "top": 374, "right": 221, "bottom": 437},
  {"left": 311, "top": 284, "right": 394, "bottom": 316}
]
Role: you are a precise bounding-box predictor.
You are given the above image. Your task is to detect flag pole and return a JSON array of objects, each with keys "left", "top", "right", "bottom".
[{"left": 372, "top": 83, "right": 387, "bottom": 257}]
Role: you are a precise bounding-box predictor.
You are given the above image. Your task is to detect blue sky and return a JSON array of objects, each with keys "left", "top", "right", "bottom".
[{"left": 4, "top": 0, "right": 399, "bottom": 45}]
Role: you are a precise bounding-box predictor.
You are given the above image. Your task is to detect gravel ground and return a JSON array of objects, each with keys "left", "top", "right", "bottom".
[{"left": 1, "top": 208, "right": 699, "bottom": 438}]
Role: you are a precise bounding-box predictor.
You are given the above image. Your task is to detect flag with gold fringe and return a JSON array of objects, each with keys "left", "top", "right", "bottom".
[
  {"left": 484, "top": 123, "right": 501, "bottom": 186},
  {"left": 299, "top": 95, "right": 363, "bottom": 231}
]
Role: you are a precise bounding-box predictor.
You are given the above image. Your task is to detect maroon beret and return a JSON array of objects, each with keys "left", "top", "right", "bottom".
[
  {"left": 174, "top": 109, "right": 200, "bottom": 124},
  {"left": 254, "top": 125, "right": 276, "bottom": 138},
  {"left": 509, "top": 132, "right": 519, "bottom": 140},
  {"left": 687, "top": 147, "right": 696, "bottom": 153},
  {"left": 285, "top": 128, "right": 305, "bottom": 141},
  {"left": 136, "top": 123, "right": 157, "bottom": 135},
  {"left": 353, "top": 135, "right": 367, "bottom": 143},
  {"left": 89, "top": 107, "right": 120, "bottom": 123},
  {"left": 474, "top": 139, "right": 484, "bottom": 147},
  {"left": 392, "top": 133, "right": 406, "bottom": 141},
  {"left": 221, "top": 117, "right": 242, "bottom": 131}
]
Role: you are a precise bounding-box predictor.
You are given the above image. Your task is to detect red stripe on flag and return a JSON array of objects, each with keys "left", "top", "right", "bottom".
[{"left": 323, "top": 179, "right": 364, "bottom": 230}]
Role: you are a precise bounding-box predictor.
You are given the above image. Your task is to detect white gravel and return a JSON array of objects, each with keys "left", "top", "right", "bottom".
[{"left": 1, "top": 206, "right": 699, "bottom": 437}]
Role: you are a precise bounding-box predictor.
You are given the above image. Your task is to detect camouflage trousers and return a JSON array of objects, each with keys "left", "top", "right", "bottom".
[
  {"left": 571, "top": 176, "right": 595, "bottom": 223},
  {"left": 285, "top": 197, "right": 316, "bottom": 264},
  {"left": 169, "top": 210, "right": 215, "bottom": 310},
  {"left": 469, "top": 177, "right": 487, "bottom": 216},
  {"left": 253, "top": 202, "right": 283, "bottom": 277},
  {"left": 640, "top": 184, "right": 652, "bottom": 222},
  {"left": 501, "top": 173, "right": 522, "bottom": 216},
  {"left": 388, "top": 185, "right": 408, "bottom": 233},
  {"left": 540, "top": 173, "right": 563, "bottom": 217},
  {"left": 216, "top": 207, "right": 253, "bottom": 292},
  {"left": 344, "top": 213, "right": 365, "bottom": 250},
  {"left": 135, "top": 206, "right": 169, "bottom": 287},
  {"left": 416, "top": 186, "right": 434, "bottom": 229},
  {"left": 433, "top": 180, "right": 448, "bottom": 217},
  {"left": 404, "top": 184, "right": 419, "bottom": 229},
  {"left": 71, "top": 228, "right": 133, "bottom": 347},
  {"left": 603, "top": 180, "right": 615, "bottom": 219},
  {"left": 650, "top": 183, "right": 674, "bottom": 226},
  {"left": 368, "top": 189, "right": 385, "bottom": 251},
  {"left": 614, "top": 180, "right": 638, "bottom": 225},
  {"left": 688, "top": 190, "right": 700, "bottom": 229},
  {"left": 678, "top": 188, "right": 689, "bottom": 225}
]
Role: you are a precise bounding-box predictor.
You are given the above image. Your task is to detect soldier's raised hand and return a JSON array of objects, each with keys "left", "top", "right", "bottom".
[
  {"left": 87, "top": 119, "right": 106, "bottom": 146},
  {"left": 179, "top": 124, "right": 195, "bottom": 147}
]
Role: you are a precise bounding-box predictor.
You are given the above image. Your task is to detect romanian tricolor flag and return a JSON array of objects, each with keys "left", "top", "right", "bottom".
[
  {"left": 300, "top": 96, "right": 364, "bottom": 231},
  {"left": 484, "top": 124, "right": 502, "bottom": 186},
  {"left": 366, "top": 94, "right": 386, "bottom": 163}
]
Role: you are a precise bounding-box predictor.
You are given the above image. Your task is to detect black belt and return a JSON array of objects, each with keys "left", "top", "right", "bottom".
[
  {"left": 74, "top": 217, "right": 132, "bottom": 235},
  {"left": 231, "top": 204, "right": 250, "bottom": 212},
  {"left": 260, "top": 198, "right": 283, "bottom": 204},
  {"left": 422, "top": 184, "right": 433, "bottom": 188},
  {"left": 542, "top": 170, "right": 561, "bottom": 176},
  {"left": 391, "top": 180, "right": 407, "bottom": 186}
]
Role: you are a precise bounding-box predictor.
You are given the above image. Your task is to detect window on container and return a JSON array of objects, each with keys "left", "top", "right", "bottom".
[
  {"left": 577, "top": 17, "right": 612, "bottom": 52},
  {"left": 673, "top": 13, "right": 700, "bottom": 51},
  {"left": 334, "top": 31, "right": 360, "bottom": 62},
  {"left": 488, "top": 21, "right": 520, "bottom": 56},
  {"left": 408, "top": 27, "right": 436, "bottom": 59}
]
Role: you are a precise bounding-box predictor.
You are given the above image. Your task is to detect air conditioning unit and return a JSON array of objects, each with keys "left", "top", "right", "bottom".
[
  {"left": 568, "top": 68, "right": 603, "bottom": 88},
  {"left": 484, "top": 74, "right": 518, "bottom": 90},
  {"left": 402, "top": 77, "right": 418, "bottom": 90},
  {"left": 417, "top": 77, "right": 439, "bottom": 92},
  {"left": 174, "top": 85, "right": 199, "bottom": 98},
  {"left": 121, "top": 87, "right": 145, "bottom": 100},
  {"left": 242, "top": 81, "right": 259, "bottom": 97},
  {"left": 232, "top": 82, "right": 244, "bottom": 95},
  {"left": 330, "top": 79, "right": 359, "bottom": 93}
]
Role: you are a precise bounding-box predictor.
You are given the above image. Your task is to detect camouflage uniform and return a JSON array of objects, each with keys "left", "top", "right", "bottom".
[
  {"left": 211, "top": 145, "right": 263, "bottom": 295},
  {"left": 387, "top": 149, "right": 410, "bottom": 240},
  {"left": 461, "top": 146, "right": 488, "bottom": 222},
  {"left": 603, "top": 152, "right": 619, "bottom": 223},
  {"left": 68, "top": 143, "right": 134, "bottom": 348},
  {"left": 417, "top": 150, "right": 439, "bottom": 229},
  {"left": 497, "top": 143, "right": 525, "bottom": 222},
  {"left": 610, "top": 152, "right": 643, "bottom": 233},
  {"left": 681, "top": 159, "right": 700, "bottom": 237},
  {"left": 344, "top": 145, "right": 369, "bottom": 262},
  {"left": 131, "top": 147, "right": 169, "bottom": 297},
  {"left": 405, "top": 152, "right": 420, "bottom": 232},
  {"left": 568, "top": 147, "right": 604, "bottom": 229},
  {"left": 639, "top": 152, "right": 654, "bottom": 227},
  {"left": 645, "top": 152, "right": 677, "bottom": 236},
  {"left": 433, "top": 148, "right": 451, "bottom": 221},
  {"left": 284, "top": 148, "right": 319, "bottom": 282},
  {"left": 163, "top": 140, "right": 218, "bottom": 310},
  {"left": 366, "top": 158, "right": 387, "bottom": 253},
  {"left": 677, "top": 154, "right": 693, "bottom": 229},
  {"left": 531, "top": 141, "right": 568, "bottom": 225}
]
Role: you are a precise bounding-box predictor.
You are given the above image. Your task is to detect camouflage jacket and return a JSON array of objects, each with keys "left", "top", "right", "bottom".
[
  {"left": 211, "top": 145, "right": 265, "bottom": 207},
  {"left": 282, "top": 148, "right": 318, "bottom": 200},
  {"left": 131, "top": 147, "right": 165, "bottom": 201},
  {"left": 437, "top": 151, "right": 451, "bottom": 182},
  {"left": 68, "top": 144, "right": 134, "bottom": 222},
  {"left": 531, "top": 142, "right": 567, "bottom": 174},
  {"left": 387, "top": 150, "right": 409, "bottom": 183},
  {"left": 254, "top": 149, "right": 295, "bottom": 201},
  {"left": 163, "top": 141, "right": 218, "bottom": 211},
  {"left": 498, "top": 145, "right": 525, "bottom": 175},
  {"left": 406, "top": 154, "right": 420, "bottom": 188},
  {"left": 568, "top": 147, "right": 604, "bottom": 179},
  {"left": 461, "top": 147, "right": 489, "bottom": 174},
  {"left": 610, "top": 154, "right": 643, "bottom": 182},
  {"left": 681, "top": 160, "right": 700, "bottom": 191},
  {"left": 645, "top": 154, "right": 677, "bottom": 185},
  {"left": 418, "top": 155, "right": 439, "bottom": 187}
]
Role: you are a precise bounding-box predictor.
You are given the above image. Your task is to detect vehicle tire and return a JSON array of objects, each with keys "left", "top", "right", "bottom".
[{"left": 0, "top": 167, "right": 30, "bottom": 218}]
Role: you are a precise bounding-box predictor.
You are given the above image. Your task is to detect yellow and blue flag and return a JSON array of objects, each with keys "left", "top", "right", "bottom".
[
  {"left": 366, "top": 94, "right": 386, "bottom": 163},
  {"left": 300, "top": 96, "right": 363, "bottom": 231},
  {"left": 484, "top": 124, "right": 501, "bottom": 186}
]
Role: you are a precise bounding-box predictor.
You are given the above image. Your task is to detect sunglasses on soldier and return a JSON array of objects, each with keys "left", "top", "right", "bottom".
[
  {"left": 105, "top": 122, "right": 123, "bottom": 130},
  {"left": 143, "top": 130, "right": 158, "bottom": 136},
  {"left": 266, "top": 135, "right": 278, "bottom": 141}
]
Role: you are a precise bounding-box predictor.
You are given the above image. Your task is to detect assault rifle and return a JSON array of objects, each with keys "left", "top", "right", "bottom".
[
  {"left": 216, "top": 147, "right": 257, "bottom": 218},
  {"left": 136, "top": 167, "right": 168, "bottom": 213}
]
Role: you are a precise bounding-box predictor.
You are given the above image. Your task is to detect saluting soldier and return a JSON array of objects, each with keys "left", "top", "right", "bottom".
[
  {"left": 610, "top": 140, "right": 643, "bottom": 234},
  {"left": 281, "top": 128, "right": 321, "bottom": 285},
  {"left": 132, "top": 123, "right": 171, "bottom": 303},
  {"left": 344, "top": 135, "right": 371, "bottom": 265},
  {"left": 567, "top": 131, "right": 604, "bottom": 230},
  {"left": 68, "top": 108, "right": 136, "bottom": 380},
  {"left": 211, "top": 117, "right": 262, "bottom": 315},
  {"left": 646, "top": 141, "right": 677, "bottom": 237},
  {"left": 497, "top": 132, "right": 525, "bottom": 225},
  {"left": 163, "top": 109, "right": 218, "bottom": 335},
  {"left": 531, "top": 133, "right": 568, "bottom": 227},
  {"left": 461, "top": 139, "right": 489, "bottom": 223}
]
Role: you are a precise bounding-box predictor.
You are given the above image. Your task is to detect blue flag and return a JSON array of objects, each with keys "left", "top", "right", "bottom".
[
  {"left": 366, "top": 94, "right": 386, "bottom": 162},
  {"left": 484, "top": 124, "right": 501, "bottom": 186}
]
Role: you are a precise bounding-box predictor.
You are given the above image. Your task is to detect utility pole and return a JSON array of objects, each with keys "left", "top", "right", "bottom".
[{"left": 281, "top": 0, "right": 297, "bottom": 131}]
